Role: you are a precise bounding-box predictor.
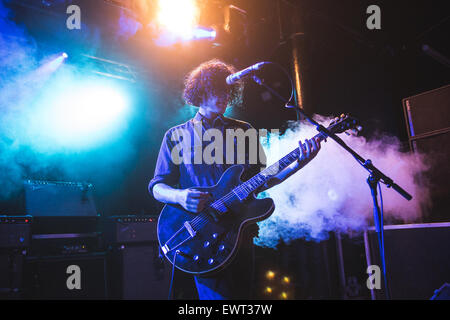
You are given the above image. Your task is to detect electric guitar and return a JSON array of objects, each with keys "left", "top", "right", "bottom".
[{"left": 157, "top": 115, "right": 360, "bottom": 275}]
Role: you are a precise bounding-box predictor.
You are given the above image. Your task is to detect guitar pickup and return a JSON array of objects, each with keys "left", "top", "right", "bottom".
[{"left": 207, "top": 208, "right": 220, "bottom": 222}]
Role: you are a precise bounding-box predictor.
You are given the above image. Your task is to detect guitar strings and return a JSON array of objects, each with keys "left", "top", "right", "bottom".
[
  {"left": 189, "top": 149, "right": 301, "bottom": 230},
  {"left": 189, "top": 172, "right": 271, "bottom": 230},
  {"left": 187, "top": 129, "right": 338, "bottom": 231}
]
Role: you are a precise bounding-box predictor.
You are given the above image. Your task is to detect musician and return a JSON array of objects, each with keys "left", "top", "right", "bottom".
[{"left": 149, "top": 59, "right": 321, "bottom": 300}]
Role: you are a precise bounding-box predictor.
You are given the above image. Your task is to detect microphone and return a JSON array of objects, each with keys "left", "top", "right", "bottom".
[{"left": 226, "top": 62, "right": 268, "bottom": 85}]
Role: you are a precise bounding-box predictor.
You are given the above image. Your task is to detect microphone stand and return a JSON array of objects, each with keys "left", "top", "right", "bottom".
[{"left": 252, "top": 75, "right": 413, "bottom": 300}]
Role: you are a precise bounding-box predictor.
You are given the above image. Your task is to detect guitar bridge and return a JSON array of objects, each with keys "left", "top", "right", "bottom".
[
  {"left": 161, "top": 221, "right": 196, "bottom": 255},
  {"left": 183, "top": 221, "right": 196, "bottom": 237}
]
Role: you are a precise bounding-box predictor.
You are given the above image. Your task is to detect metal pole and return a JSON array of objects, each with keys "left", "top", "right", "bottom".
[{"left": 289, "top": 7, "right": 308, "bottom": 120}]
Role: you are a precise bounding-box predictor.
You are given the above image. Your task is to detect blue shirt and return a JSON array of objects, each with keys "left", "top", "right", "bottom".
[{"left": 148, "top": 112, "right": 266, "bottom": 195}]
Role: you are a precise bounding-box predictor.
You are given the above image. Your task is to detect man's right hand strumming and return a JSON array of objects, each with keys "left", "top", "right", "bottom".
[
  {"left": 177, "top": 188, "right": 210, "bottom": 213},
  {"left": 152, "top": 183, "right": 210, "bottom": 213}
]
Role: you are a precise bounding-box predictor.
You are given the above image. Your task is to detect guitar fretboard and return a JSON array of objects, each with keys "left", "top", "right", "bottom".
[{"left": 212, "top": 131, "right": 325, "bottom": 210}]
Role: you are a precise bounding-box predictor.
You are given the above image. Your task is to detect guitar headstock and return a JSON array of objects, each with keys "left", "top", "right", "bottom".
[{"left": 327, "top": 114, "right": 362, "bottom": 135}]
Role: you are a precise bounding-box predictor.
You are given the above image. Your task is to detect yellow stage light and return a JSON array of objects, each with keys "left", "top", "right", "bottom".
[
  {"left": 266, "top": 270, "right": 275, "bottom": 280},
  {"left": 265, "top": 287, "right": 273, "bottom": 294},
  {"left": 280, "top": 292, "right": 288, "bottom": 299},
  {"left": 156, "top": 0, "right": 199, "bottom": 39},
  {"left": 282, "top": 276, "right": 290, "bottom": 284}
]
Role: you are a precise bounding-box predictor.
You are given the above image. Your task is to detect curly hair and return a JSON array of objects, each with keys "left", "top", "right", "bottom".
[{"left": 182, "top": 59, "right": 244, "bottom": 108}]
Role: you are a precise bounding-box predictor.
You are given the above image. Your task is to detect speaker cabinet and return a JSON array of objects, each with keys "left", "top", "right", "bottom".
[
  {"left": 107, "top": 243, "right": 171, "bottom": 299},
  {"left": 364, "top": 223, "right": 450, "bottom": 299},
  {"left": 102, "top": 215, "right": 171, "bottom": 299},
  {"left": 24, "top": 253, "right": 107, "bottom": 299},
  {"left": 0, "top": 216, "right": 32, "bottom": 298},
  {"left": 0, "top": 249, "right": 26, "bottom": 299},
  {"left": 402, "top": 84, "right": 450, "bottom": 221}
]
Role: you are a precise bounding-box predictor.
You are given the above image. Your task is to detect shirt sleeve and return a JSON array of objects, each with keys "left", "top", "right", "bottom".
[{"left": 148, "top": 129, "right": 180, "bottom": 197}]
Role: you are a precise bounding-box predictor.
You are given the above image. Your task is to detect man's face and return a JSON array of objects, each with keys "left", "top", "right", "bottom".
[{"left": 203, "top": 92, "right": 228, "bottom": 114}]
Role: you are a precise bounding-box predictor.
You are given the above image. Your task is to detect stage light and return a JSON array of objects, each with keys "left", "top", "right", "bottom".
[
  {"left": 280, "top": 292, "right": 288, "bottom": 299},
  {"left": 155, "top": 26, "right": 216, "bottom": 46},
  {"left": 264, "top": 287, "right": 273, "bottom": 294},
  {"left": 156, "top": 0, "right": 199, "bottom": 40},
  {"left": 282, "top": 276, "right": 290, "bottom": 284},
  {"left": 34, "top": 79, "right": 131, "bottom": 150},
  {"left": 34, "top": 53, "right": 68, "bottom": 78},
  {"left": 191, "top": 27, "right": 216, "bottom": 41},
  {"left": 266, "top": 270, "right": 275, "bottom": 280}
]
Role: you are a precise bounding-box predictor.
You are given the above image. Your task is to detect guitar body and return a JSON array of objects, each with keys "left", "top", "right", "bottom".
[{"left": 157, "top": 165, "right": 274, "bottom": 276}]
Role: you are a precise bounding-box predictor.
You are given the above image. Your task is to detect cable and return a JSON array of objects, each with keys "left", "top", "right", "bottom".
[{"left": 167, "top": 250, "right": 179, "bottom": 300}]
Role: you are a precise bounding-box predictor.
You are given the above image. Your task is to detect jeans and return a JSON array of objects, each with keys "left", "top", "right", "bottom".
[{"left": 194, "top": 235, "right": 256, "bottom": 300}]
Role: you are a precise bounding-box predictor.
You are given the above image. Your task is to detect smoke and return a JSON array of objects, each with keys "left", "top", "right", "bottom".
[
  {"left": 255, "top": 115, "right": 431, "bottom": 248},
  {"left": 0, "top": 1, "right": 38, "bottom": 199},
  {"left": 0, "top": 2, "right": 135, "bottom": 202},
  {"left": 117, "top": 8, "right": 142, "bottom": 40}
]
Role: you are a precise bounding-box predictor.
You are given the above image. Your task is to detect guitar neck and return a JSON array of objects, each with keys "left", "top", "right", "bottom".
[{"left": 232, "top": 131, "right": 327, "bottom": 199}]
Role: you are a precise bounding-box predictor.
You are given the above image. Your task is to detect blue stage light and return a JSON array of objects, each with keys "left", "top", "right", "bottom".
[
  {"left": 191, "top": 27, "right": 216, "bottom": 41},
  {"left": 32, "top": 78, "right": 131, "bottom": 151}
]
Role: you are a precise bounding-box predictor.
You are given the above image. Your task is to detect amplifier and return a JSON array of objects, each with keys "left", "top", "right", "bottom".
[
  {"left": 102, "top": 215, "right": 158, "bottom": 244},
  {"left": 0, "top": 216, "right": 32, "bottom": 298},
  {"left": 30, "top": 217, "right": 102, "bottom": 256},
  {"left": 31, "top": 216, "right": 99, "bottom": 235},
  {"left": 107, "top": 243, "right": 171, "bottom": 299},
  {"left": 24, "top": 180, "right": 97, "bottom": 217},
  {"left": 0, "top": 249, "right": 27, "bottom": 299},
  {"left": 30, "top": 232, "right": 103, "bottom": 256},
  {"left": 24, "top": 252, "right": 107, "bottom": 299},
  {"left": 0, "top": 216, "right": 32, "bottom": 248},
  {"left": 102, "top": 215, "right": 170, "bottom": 299},
  {"left": 364, "top": 222, "right": 450, "bottom": 299}
]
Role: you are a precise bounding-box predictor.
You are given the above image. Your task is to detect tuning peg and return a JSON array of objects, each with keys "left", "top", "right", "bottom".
[{"left": 346, "top": 126, "right": 363, "bottom": 136}]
